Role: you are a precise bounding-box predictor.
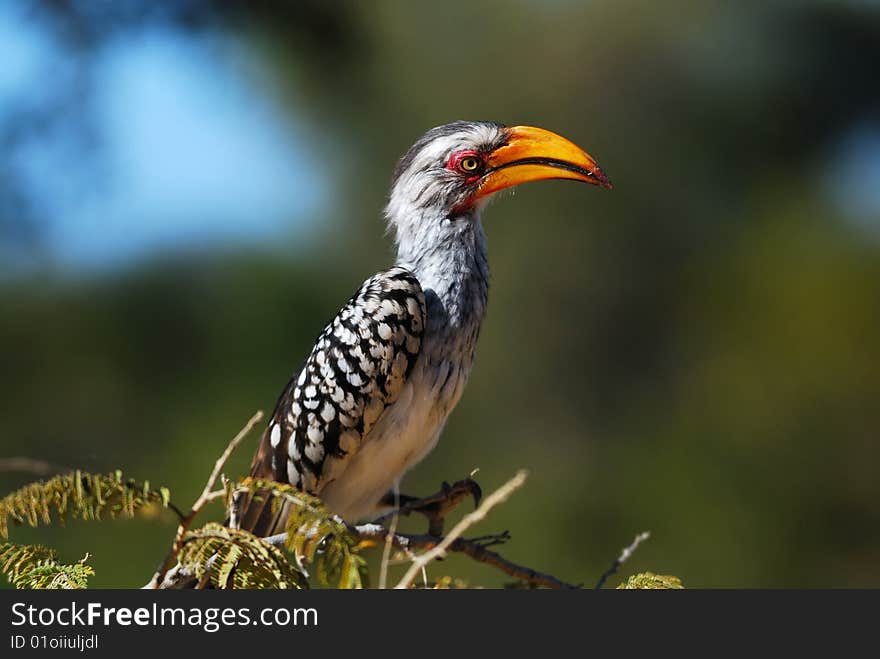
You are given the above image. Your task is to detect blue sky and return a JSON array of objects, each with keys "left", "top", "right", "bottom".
[
  {"left": 827, "top": 123, "right": 880, "bottom": 234},
  {"left": 0, "top": 5, "right": 325, "bottom": 273}
]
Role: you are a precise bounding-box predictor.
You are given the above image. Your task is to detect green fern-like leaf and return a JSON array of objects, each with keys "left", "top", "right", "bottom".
[
  {"left": 179, "top": 522, "right": 306, "bottom": 589},
  {"left": 239, "top": 478, "right": 368, "bottom": 589},
  {"left": 617, "top": 572, "right": 684, "bottom": 589},
  {"left": 0, "top": 470, "right": 172, "bottom": 538},
  {"left": 0, "top": 543, "right": 94, "bottom": 589}
]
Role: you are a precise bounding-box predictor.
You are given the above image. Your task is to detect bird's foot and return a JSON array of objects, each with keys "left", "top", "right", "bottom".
[
  {"left": 377, "top": 478, "right": 483, "bottom": 537},
  {"left": 466, "top": 530, "right": 511, "bottom": 548}
]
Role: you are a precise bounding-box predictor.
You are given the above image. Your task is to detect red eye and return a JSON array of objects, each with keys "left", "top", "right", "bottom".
[{"left": 447, "top": 151, "right": 484, "bottom": 176}]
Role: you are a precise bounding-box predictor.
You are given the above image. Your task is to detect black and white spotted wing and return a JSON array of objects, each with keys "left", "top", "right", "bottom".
[{"left": 236, "top": 267, "right": 425, "bottom": 534}]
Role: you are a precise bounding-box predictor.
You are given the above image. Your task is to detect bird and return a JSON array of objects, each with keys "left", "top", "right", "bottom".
[{"left": 234, "top": 121, "right": 611, "bottom": 537}]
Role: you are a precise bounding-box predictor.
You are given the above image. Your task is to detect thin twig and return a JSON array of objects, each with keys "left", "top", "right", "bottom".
[
  {"left": 594, "top": 531, "right": 651, "bottom": 590},
  {"left": 145, "top": 411, "right": 263, "bottom": 589},
  {"left": 394, "top": 470, "right": 527, "bottom": 589},
  {"left": 194, "top": 413, "right": 263, "bottom": 515},
  {"left": 377, "top": 483, "right": 400, "bottom": 589},
  {"left": 203, "top": 489, "right": 227, "bottom": 504}
]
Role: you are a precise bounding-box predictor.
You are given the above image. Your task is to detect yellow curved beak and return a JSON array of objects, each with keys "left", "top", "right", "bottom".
[{"left": 477, "top": 125, "right": 612, "bottom": 199}]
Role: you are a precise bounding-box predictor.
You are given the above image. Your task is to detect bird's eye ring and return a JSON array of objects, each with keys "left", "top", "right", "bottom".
[{"left": 459, "top": 157, "right": 481, "bottom": 172}]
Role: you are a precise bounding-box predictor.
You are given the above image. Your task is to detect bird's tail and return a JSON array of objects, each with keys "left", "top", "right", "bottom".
[{"left": 229, "top": 424, "right": 291, "bottom": 538}]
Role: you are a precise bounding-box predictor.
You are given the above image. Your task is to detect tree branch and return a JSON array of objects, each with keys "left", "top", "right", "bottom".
[
  {"left": 594, "top": 531, "right": 651, "bottom": 590},
  {"left": 360, "top": 525, "right": 579, "bottom": 589},
  {"left": 262, "top": 517, "right": 578, "bottom": 589},
  {"left": 145, "top": 411, "right": 263, "bottom": 589}
]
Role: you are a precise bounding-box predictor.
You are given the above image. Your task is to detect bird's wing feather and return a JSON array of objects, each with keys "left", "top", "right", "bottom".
[{"left": 235, "top": 266, "right": 425, "bottom": 536}]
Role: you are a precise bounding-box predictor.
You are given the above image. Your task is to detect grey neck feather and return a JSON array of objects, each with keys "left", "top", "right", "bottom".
[{"left": 393, "top": 207, "right": 489, "bottom": 364}]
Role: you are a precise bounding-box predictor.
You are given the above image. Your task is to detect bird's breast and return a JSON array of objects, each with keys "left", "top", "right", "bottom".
[{"left": 318, "top": 254, "right": 488, "bottom": 521}]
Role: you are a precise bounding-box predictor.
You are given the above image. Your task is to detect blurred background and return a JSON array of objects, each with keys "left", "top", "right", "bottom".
[{"left": 1, "top": 0, "right": 879, "bottom": 588}]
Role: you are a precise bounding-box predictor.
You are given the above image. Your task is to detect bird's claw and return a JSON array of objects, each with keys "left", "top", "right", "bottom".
[
  {"left": 468, "top": 530, "right": 510, "bottom": 548},
  {"left": 378, "top": 477, "right": 483, "bottom": 537}
]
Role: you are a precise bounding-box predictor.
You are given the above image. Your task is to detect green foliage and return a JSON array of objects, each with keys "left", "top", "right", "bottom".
[
  {"left": 617, "top": 572, "right": 684, "bottom": 589},
  {"left": 430, "top": 575, "right": 470, "bottom": 589},
  {"left": 0, "top": 469, "right": 681, "bottom": 589},
  {"left": 0, "top": 470, "right": 171, "bottom": 539},
  {"left": 178, "top": 522, "right": 306, "bottom": 589},
  {"left": 0, "top": 543, "right": 94, "bottom": 589},
  {"left": 241, "top": 478, "right": 368, "bottom": 589}
]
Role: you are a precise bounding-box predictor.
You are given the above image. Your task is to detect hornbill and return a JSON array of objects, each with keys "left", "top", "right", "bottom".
[{"left": 235, "top": 121, "right": 611, "bottom": 537}]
